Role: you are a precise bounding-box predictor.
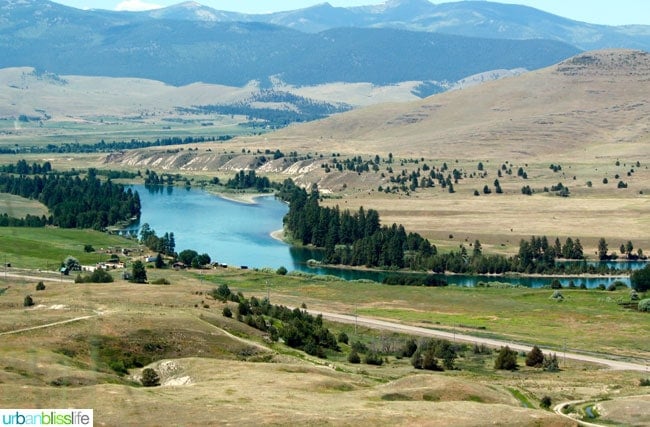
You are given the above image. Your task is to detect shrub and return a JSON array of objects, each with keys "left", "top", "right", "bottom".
[
  {"left": 141, "top": 368, "right": 160, "bottom": 387},
  {"left": 638, "top": 298, "right": 650, "bottom": 312},
  {"left": 639, "top": 378, "right": 650, "bottom": 386},
  {"left": 400, "top": 339, "right": 418, "bottom": 358},
  {"left": 36, "top": 281, "right": 46, "bottom": 291},
  {"left": 543, "top": 353, "right": 560, "bottom": 372},
  {"left": 211, "top": 284, "right": 231, "bottom": 301},
  {"left": 75, "top": 268, "right": 114, "bottom": 284},
  {"left": 540, "top": 396, "right": 552, "bottom": 409},
  {"left": 631, "top": 265, "right": 650, "bottom": 292},
  {"left": 550, "top": 290, "right": 564, "bottom": 301},
  {"left": 494, "top": 346, "right": 518, "bottom": 370},
  {"left": 150, "top": 278, "right": 170, "bottom": 285},
  {"left": 23, "top": 295, "right": 34, "bottom": 307},
  {"left": 351, "top": 341, "right": 368, "bottom": 354},
  {"left": 337, "top": 331, "right": 349, "bottom": 345},
  {"left": 525, "top": 346, "right": 544, "bottom": 368},
  {"left": 222, "top": 306, "right": 233, "bottom": 318},
  {"left": 364, "top": 352, "right": 384, "bottom": 366},
  {"left": 347, "top": 350, "right": 361, "bottom": 364},
  {"left": 276, "top": 266, "right": 288, "bottom": 275}
]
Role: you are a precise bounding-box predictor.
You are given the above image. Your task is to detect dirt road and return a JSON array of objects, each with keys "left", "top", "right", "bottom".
[{"left": 311, "top": 310, "right": 649, "bottom": 372}]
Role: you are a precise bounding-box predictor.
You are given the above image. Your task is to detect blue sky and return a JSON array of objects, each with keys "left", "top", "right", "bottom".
[{"left": 51, "top": 1, "right": 650, "bottom": 26}]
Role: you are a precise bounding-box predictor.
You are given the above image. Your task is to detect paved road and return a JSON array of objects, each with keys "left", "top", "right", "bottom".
[{"left": 310, "top": 310, "right": 649, "bottom": 372}]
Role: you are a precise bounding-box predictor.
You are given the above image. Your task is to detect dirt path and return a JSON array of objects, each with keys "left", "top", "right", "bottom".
[
  {"left": 310, "top": 310, "right": 649, "bottom": 372},
  {"left": 2, "top": 271, "right": 75, "bottom": 284},
  {"left": 553, "top": 400, "right": 606, "bottom": 427},
  {"left": 0, "top": 313, "right": 100, "bottom": 336}
]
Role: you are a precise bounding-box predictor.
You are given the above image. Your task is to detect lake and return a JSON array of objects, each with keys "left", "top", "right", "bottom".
[{"left": 129, "top": 185, "right": 637, "bottom": 288}]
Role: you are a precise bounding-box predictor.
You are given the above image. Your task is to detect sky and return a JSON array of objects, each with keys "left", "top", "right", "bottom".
[{"left": 51, "top": 1, "right": 650, "bottom": 26}]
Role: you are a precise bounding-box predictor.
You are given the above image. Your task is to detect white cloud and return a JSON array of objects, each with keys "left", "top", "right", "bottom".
[{"left": 115, "top": 0, "right": 163, "bottom": 11}]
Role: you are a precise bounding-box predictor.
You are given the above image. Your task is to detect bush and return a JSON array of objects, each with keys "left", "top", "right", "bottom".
[
  {"left": 540, "top": 396, "right": 552, "bottom": 409},
  {"left": 550, "top": 290, "right": 564, "bottom": 301},
  {"left": 211, "top": 284, "right": 231, "bottom": 301},
  {"left": 350, "top": 341, "right": 368, "bottom": 354},
  {"left": 400, "top": 339, "right": 418, "bottom": 358},
  {"left": 364, "top": 352, "right": 384, "bottom": 366},
  {"left": 222, "top": 306, "right": 233, "bottom": 318},
  {"left": 347, "top": 350, "right": 361, "bottom": 364},
  {"left": 631, "top": 265, "right": 650, "bottom": 292},
  {"left": 638, "top": 298, "right": 650, "bottom": 312},
  {"left": 494, "top": 346, "right": 518, "bottom": 370},
  {"left": 639, "top": 378, "right": 650, "bottom": 386},
  {"left": 525, "top": 346, "right": 544, "bottom": 368},
  {"left": 150, "top": 278, "right": 170, "bottom": 285},
  {"left": 276, "top": 266, "right": 288, "bottom": 275},
  {"left": 337, "top": 331, "right": 349, "bottom": 345},
  {"left": 36, "top": 281, "right": 46, "bottom": 291},
  {"left": 141, "top": 368, "right": 160, "bottom": 387},
  {"left": 75, "top": 268, "right": 113, "bottom": 283},
  {"left": 23, "top": 295, "right": 34, "bottom": 307},
  {"left": 542, "top": 353, "right": 560, "bottom": 372}
]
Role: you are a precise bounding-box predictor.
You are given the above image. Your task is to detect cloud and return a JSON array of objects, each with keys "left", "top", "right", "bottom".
[{"left": 115, "top": 0, "right": 162, "bottom": 11}]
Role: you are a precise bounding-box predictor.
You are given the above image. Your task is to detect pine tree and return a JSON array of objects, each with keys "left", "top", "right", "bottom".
[{"left": 525, "top": 345, "right": 544, "bottom": 368}]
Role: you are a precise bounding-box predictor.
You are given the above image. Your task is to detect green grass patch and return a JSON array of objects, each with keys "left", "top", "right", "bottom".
[
  {"left": 508, "top": 387, "right": 533, "bottom": 408},
  {"left": 0, "top": 227, "right": 136, "bottom": 270}
]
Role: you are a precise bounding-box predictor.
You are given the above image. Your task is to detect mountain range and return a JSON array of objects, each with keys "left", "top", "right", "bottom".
[
  {"left": 0, "top": 0, "right": 611, "bottom": 88},
  {"left": 145, "top": 0, "right": 650, "bottom": 52}
]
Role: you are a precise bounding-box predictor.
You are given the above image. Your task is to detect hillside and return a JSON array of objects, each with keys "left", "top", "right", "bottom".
[{"left": 260, "top": 49, "right": 650, "bottom": 161}]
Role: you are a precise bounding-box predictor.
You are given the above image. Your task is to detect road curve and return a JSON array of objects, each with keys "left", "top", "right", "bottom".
[{"left": 309, "top": 310, "right": 649, "bottom": 372}]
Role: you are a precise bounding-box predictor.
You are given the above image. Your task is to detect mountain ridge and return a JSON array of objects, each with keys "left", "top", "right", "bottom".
[{"left": 0, "top": 1, "right": 580, "bottom": 87}]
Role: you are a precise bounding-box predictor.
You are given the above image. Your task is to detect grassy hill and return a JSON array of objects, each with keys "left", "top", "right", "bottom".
[
  {"left": 262, "top": 49, "right": 650, "bottom": 162},
  {"left": 0, "top": 261, "right": 645, "bottom": 426}
]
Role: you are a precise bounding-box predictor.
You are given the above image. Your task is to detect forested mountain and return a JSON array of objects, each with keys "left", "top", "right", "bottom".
[{"left": 0, "top": 0, "right": 580, "bottom": 86}]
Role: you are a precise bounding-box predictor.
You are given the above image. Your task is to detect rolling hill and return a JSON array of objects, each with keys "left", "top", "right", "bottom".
[{"left": 259, "top": 49, "right": 650, "bottom": 161}]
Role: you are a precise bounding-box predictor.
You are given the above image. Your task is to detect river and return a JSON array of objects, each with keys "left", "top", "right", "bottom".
[{"left": 128, "top": 185, "right": 642, "bottom": 288}]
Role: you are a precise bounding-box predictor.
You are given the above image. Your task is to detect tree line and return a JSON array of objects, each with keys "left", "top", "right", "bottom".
[
  {"left": 4, "top": 136, "right": 232, "bottom": 155},
  {"left": 0, "top": 161, "right": 140, "bottom": 229},
  {"left": 278, "top": 179, "right": 625, "bottom": 275}
]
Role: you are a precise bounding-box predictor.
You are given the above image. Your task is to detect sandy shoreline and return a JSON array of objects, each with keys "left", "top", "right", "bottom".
[
  {"left": 209, "top": 190, "right": 271, "bottom": 205},
  {"left": 270, "top": 229, "right": 285, "bottom": 242}
]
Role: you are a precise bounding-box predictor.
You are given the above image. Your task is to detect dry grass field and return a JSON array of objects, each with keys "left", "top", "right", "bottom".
[{"left": 1, "top": 269, "right": 647, "bottom": 426}]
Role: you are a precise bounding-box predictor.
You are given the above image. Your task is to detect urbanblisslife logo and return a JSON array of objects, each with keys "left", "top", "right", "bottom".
[{"left": 0, "top": 410, "right": 93, "bottom": 426}]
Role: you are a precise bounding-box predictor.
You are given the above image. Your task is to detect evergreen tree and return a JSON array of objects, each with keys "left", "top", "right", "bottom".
[
  {"left": 494, "top": 346, "right": 518, "bottom": 370},
  {"left": 141, "top": 368, "right": 160, "bottom": 387},
  {"left": 525, "top": 345, "right": 544, "bottom": 368},
  {"left": 131, "top": 260, "right": 147, "bottom": 284}
]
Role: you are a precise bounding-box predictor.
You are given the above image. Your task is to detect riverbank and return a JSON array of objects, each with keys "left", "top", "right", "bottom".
[{"left": 212, "top": 191, "right": 268, "bottom": 205}]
